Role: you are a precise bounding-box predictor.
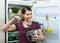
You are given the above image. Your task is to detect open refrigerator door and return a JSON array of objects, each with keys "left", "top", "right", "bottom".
[{"left": 32, "top": 2, "right": 59, "bottom": 43}]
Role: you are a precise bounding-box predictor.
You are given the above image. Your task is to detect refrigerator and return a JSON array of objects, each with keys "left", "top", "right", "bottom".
[
  {"left": 5, "top": 0, "right": 33, "bottom": 43},
  {"left": 5, "top": 0, "right": 59, "bottom": 43}
]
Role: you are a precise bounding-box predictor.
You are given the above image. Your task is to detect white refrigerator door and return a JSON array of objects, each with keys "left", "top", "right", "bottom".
[{"left": 32, "top": 2, "right": 59, "bottom": 43}]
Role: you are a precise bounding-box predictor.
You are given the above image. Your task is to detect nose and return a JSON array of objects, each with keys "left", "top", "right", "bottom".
[{"left": 28, "top": 14, "right": 32, "bottom": 18}]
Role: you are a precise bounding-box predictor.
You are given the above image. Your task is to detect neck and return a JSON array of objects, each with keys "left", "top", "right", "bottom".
[
  {"left": 24, "top": 19, "right": 32, "bottom": 23},
  {"left": 23, "top": 19, "right": 32, "bottom": 26}
]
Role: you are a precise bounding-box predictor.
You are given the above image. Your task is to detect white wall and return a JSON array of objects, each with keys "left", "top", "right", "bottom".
[{"left": 0, "top": 0, "right": 5, "bottom": 43}]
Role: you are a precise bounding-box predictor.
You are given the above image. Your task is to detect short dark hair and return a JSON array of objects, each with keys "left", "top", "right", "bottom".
[{"left": 22, "top": 6, "right": 31, "bottom": 15}]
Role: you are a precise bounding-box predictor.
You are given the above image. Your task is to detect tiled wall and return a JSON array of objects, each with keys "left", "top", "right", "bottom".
[{"left": 0, "top": 0, "right": 5, "bottom": 43}]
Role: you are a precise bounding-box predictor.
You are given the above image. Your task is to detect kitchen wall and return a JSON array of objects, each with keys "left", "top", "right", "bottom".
[{"left": 0, "top": 0, "right": 5, "bottom": 43}]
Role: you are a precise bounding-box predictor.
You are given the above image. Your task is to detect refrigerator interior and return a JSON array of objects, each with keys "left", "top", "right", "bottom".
[{"left": 6, "top": 3, "right": 32, "bottom": 43}]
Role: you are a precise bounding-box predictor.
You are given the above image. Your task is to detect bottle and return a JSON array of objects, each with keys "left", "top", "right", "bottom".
[
  {"left": 9, "top": 8, "right": 14, "bottom": 17},
  {"left": 45, "top": 14, "right": 52, "bottom": 34},
  {"left": 40, "top": 23, "right": 44, "bottom": 32}
]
